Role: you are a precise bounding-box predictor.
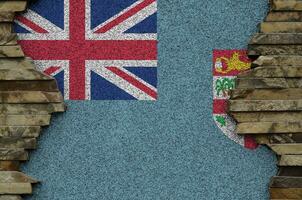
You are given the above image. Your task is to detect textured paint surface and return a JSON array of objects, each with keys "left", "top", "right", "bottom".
[{"left": 22, "top": 0, "right": 277, "bottom": 200}]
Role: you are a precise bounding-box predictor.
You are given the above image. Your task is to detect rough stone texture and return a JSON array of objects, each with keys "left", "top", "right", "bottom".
[
  {"left": 0, "top": 46, "right": 24, "bottom": 58},
  {"left": 271, "top": 0, "right": 302, "bottom": 11},
  {"left": 260, "top": 22, "right": 302, "bottom": 33},
  {"left": 272, "top": 134, "right": 302, "bottom": 144},
  {"left": 0, "top": 171, "right": 37, "bottom": 183},
  {"left": 0, "top": 149, "right": 27, "bottom": 161},
  {"left": 0, "top": 24, "right": 13, "bottom": 36},
  {"left": 250, "top": 33, "right": 302, "bottom": 44},
  {"left": 0, "top": 195, "right": 21, "bottom": 200},
  {"left": 0, "top": 69, "right": 52, "bottom": 80},
  {"left": 0, "top": 138, "right": 36, "bottom": 149},
  {"left": 278, "top": 167, "right": 302, "bottom": 176},
  {"left": 0, "top": 162, "right": 19, "bottom": 171},
  {"left": 0, "top": 12, "right": 15, "bottom": 22},
  {"left": 236, "top": 78, "right": 302, "bottom": 89},
  {"left": 231, "top": 89, "right": 302, "bottom": 100},
  {"left": 279, "top": 155, "right": 302, "bottom": 166},
  {"left": 254, "top": 134, "right": 300, "bottom": 145},
  {"left": 0, "top": 115, "right": 51, "bottom": 126},
  {"left": 0, "top": 2, "right": 27, "bottom": 12},
  {"left": 0, "top": 126, "right": 40, "bottom": 138},
  {"left": 248, "top": 44, "right": 302, "bottom": 56},
  {"left": 229, "top": 100, "right": 302, "bottom": 112},
  {"left": 0, "top": 183, "right": 32, "bottom": 194},
  {"left": 266, "top": 12, "right": 302, "bottom": 22},
  {"left": 0, "top": 34, "right": 16, "bottom": 46},
  {"left": 269, "top": 144, "right": 302, "bottom": 155},
  {"left": 0, "top": 58, "right": 35, "bottom": 70},
  {"left": 228, "top": 1, "right": 302, "bottom": 198},
  {"left": 0, "top": 1, "right": 65, "bottom": 198},
  {"left": 0, "top": 80, "right": 60, "bottom": 91},
  {"left": 270, "top": 176, "right": 302, "bottom": 188},
  {"left": 0, "top": 103, "right": 65, "bottom": 114},
  {"left": 231, "top": 112, "right": 302, "bottom": 122},
  {"left": 0, "top": 91, "right": 63, "bottom": 103},
  {"left": 270, "top": 187, "right": 302, "bottom": 199},
  {"left": 238, "top": 66, "right": 302, "bottom": 78},
  {"left": 253, "top": 55, "right": 302, "bottom": 66},
  {"left": 236, "top": 122, "right": 302, "bottom": 134}
]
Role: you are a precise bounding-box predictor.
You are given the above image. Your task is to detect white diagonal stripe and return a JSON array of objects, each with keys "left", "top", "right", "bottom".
[
  {"left": 93, "top": 67, "right": 156, "bottom": 100},
  {"left": 104, "top": 1, "right": 157, "bottom": 35},
  {"left": 85, "top": 60, "right": 157, "bottom": 100},
  {"left": 118, "top": 67, "right": 157, "bottom": 91},
  {"left": 17, "top": 0, "right": 69, "bottom": 40},
  {"left": 92, "top": 0, "right": 146, "bottom": 33},
  {"left": 15, "top": 19, "right": 36, "bottom": 33},
  {"left": 88, "top": 0, "right": 157, "bottom": 40},
  {"left": 20, "top": 9, "right": 62, "bottom": 33}
]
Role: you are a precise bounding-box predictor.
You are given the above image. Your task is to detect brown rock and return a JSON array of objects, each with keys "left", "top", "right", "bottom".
[
  {"left": 0, "top": 161, "right": 19, "bottom": 171},
  {"left": 236, "top": 122, "right": 302, "bottom": 134},
  {"left": 266, "top": 11, "right": 302, "bottom": 22},
  {"left": 229, "top": 100, "right": 302, "bottom": 112},
  {"left": 0, "top": 69, "right": 52, "bottom": 80},
  {"left": 0, "top": 34, "right": 17, "bottom": 46},
  {"left": 248, "top": 45, "right": 302, "bottom": 56},
  {"left": 272, "top": 134, "right": 302, "bottom": 144},
  {"left": 254, "top": 134, "right": 298, "bottom": 144},
  {"left": 253, "top": 55, "right": 302, "bottom": 66},
  {"left": 250, "top": 33, "right": 302, "bottom": 45},
  {"left": 0, "top": 12, "right": 15, "bottom": 22},
  {"left": 231, "top": 112, "right": 302, "bottom": 122},
  {"left": 0, "top": 58, "right": 36, "bottom": 70},
  {"left": 0, "top": 183, "right": 32, "bottom": 194},
  {"left": 0, "top": 1, "right": 27, "bottom": 12},
  {"left": 0, "top": 126, "right": 40, "bottom": 138},
  {"left": 236, "top": 78, "right": 302, "bottom": 89},
  {"left": 0, "top": 103, "right": 65, "bottom": 115},
  {"left": 270, "top": 176, "right": 302, "bottom": 188},
  {"left": 271, "top": 0, "right": 302, "bottom": 11},
  {"left": 0, "top": 195, "right": 22, "bottom": 200},
  {"left": 0, "top": 148, "right": 28, "bottom": 161},
  {"left": 0, "top": 138, "right": 36, "bottom": 149},
  {"left": 254, "top": 135, "right": 270, "bottom": 144},
  {"left": 270, "top": 187, "right": 302, "bottom": 199},
  {"left": 0, "top": 46, "right": 24, "bottom": 58},
  {"left": 0, "top": 24, "right": 12, "bottom": 36},
  {"left": 249, "top": 134, "right": 302, "bottom": 144},
  {"left": 0, "top": 115, "right": 50, "bottom": 126},
  {"left": 0, "top": 91, "right": 63, "bottom": 103},
  {"left": 278, "top": 167, "right": 302, "bottom": 176},
  {"left": 260, "top": 22, "right": 302, "bottom": 33},
  {"left": 238, "top": 66, "right": 302, "bottom": 78},
  {"left": 0, "top": 171, "right": 37, "bottom": 183},
  {"left": 279, "top": 155, "right": 302, "bottom": 166},
  {"left": 269, "top": 144, "right": 302, "bottom": 155},
  {"left": 0, "top": 80, "right": 59, "bottom": 91},
  {"left": 230, "top": 88, "right": 302, "bottom": 100}
]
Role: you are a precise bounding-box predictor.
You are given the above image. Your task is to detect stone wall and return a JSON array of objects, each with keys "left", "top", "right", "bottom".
[
  {"left": 229, "top": 0, "right": 302, "bottom": 199},
  {"left": 0, "top": 1, "right": 65, "bottom": 199}
]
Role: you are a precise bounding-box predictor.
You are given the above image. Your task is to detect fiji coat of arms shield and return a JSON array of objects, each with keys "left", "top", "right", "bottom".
[{"left": 213, "top": 50, "right": 258, "bottom": 149}]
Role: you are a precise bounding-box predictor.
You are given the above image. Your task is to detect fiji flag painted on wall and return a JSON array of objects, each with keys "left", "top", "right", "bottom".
[{"left": 15, "top": 0, "right": 158, "bottom": 100}]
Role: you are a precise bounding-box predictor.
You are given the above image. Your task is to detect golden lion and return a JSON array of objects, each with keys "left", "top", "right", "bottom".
[{"left": 215, "top": 52, "right": 251, "bottom": 74}]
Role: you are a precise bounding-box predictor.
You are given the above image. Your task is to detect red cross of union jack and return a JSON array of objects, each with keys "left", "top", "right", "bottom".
[{"left": 16, "top": 0, "right": 158, "bottom": 100}]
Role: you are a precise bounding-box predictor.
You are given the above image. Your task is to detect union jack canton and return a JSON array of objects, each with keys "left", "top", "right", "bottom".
[{"left": 15, "top": 0, "right": 158, "bottom": 100}]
